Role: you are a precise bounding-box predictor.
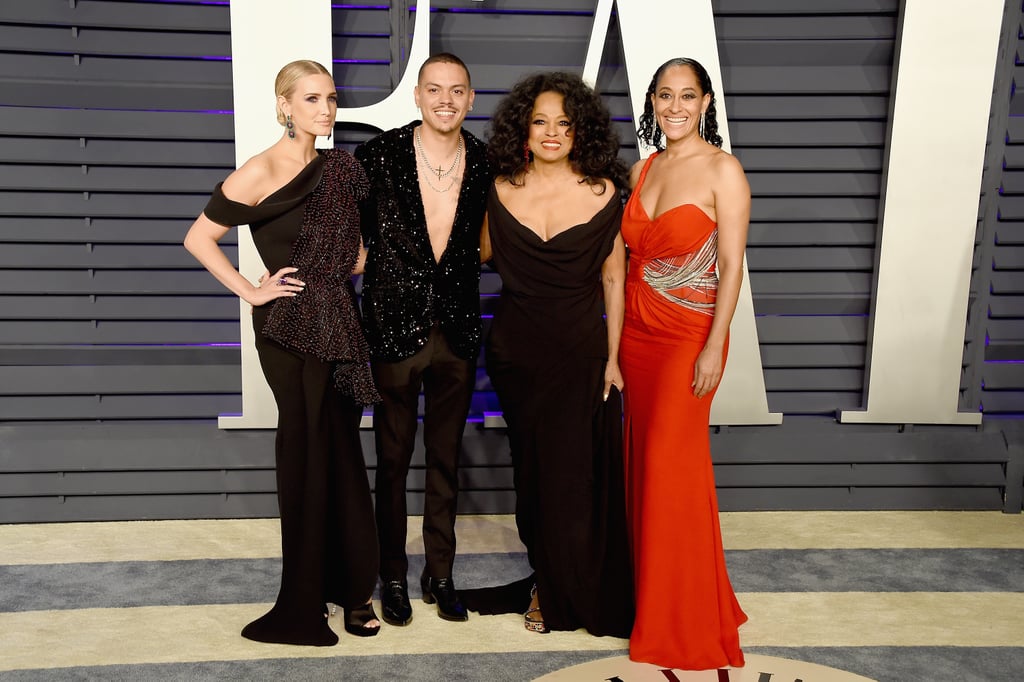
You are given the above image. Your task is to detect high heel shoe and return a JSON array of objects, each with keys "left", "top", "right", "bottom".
[
  {"left": 343, "top": 602, "right": 381, "bottom": 637},
  {"left": 524, "top": 583, "right": 549, "bottom": 634}
]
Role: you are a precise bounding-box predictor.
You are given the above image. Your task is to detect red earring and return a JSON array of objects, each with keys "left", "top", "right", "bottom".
[{"left": 523, "top": 142, "right": 530, "bottom": 164}]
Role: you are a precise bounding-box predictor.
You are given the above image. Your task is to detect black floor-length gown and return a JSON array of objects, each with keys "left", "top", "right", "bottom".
[
  {"left": 470, "top": 185, "right": 634, "bottom": 638},
  {"left": 203, "top": 150, "right": 379, "bottom": 646}
]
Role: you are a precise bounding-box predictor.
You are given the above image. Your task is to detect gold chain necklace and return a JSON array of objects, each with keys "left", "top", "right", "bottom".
[{"left": 415, "top": 127, "right": 463, "bottom": 193}]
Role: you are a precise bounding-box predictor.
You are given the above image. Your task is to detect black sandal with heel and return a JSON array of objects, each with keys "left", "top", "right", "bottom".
[
  {"left": 343, "top": 602, "right": 381, "bottom": 637},
  {"left": 524, "top": 583, "right": 549, "bottom": 634}
]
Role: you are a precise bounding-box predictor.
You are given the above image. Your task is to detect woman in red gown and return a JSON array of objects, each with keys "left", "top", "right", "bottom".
[{"left": 620, "top": 57, "right": 750, "bottom": 670}]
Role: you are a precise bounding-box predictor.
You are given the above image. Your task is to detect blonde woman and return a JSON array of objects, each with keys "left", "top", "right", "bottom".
[{"left": 184, "top": 60, "right": 380, "bottom": 646}]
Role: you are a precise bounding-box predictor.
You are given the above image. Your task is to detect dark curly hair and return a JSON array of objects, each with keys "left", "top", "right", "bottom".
[
  {"left": 637, "top": 57, "right": 723, "bottom": 150},
  {"left": 486, "top": 71, "right": 629, "bottom": 191}
]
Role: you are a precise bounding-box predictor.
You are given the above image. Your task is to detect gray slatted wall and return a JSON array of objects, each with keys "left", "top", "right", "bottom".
[
  {"left": 0, "top": 0, "right": 1018, "bottom": 523},
  {"left": 969, "top": 0, "right": 1024, "bottom": 512}
]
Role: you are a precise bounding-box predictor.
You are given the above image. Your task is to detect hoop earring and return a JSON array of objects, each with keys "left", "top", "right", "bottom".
[
  {"left": 286, "top": 115, "right": 295, "bottom": 139},
  {"left": 698, "top": 112, "right": 705, "bottom": 139}
]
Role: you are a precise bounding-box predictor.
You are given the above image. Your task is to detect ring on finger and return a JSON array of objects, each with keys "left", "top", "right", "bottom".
[{"left": 278, "top": 278, "right": 288, "bottom": 286}]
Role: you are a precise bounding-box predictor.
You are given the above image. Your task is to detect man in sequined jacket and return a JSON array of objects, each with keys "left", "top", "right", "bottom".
[{"left": 354, "top": 53, "right": 491, "bottom": 627}]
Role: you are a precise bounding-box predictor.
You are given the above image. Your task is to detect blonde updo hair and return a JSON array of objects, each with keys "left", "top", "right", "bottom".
[{"left": 274, "top": 59, "right": 332, "bottom": 126}]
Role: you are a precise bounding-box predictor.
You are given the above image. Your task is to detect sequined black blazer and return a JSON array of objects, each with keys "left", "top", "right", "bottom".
[{"left": 355, "top": 121, "right": 491, "bottom": 362}]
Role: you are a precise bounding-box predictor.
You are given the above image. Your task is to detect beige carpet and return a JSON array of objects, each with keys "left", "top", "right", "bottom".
[{"left": 2, "top": 512, "right": 1023, "bottom": 680}]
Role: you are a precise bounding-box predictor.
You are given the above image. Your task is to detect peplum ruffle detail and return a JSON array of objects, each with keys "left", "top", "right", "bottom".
[{"left": 261, "top": 150, "right": 381, "bottom": 405}]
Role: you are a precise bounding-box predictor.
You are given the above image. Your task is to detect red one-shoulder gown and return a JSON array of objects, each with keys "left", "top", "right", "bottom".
[{"left": 620, "top": 152, "right": 748, "bottom": 671}]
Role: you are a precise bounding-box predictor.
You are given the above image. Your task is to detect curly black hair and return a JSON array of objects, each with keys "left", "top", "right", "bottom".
[
  {"left": 486, "top": 71, "right": 629, "bottom": 191},
  {"left": 637, "top": 57, "right": 723, "bottom": 150}
]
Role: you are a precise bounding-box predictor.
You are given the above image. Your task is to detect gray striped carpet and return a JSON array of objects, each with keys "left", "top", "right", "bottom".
[{"left": 2, "top": 512, "right": 1022, "bottom": 681}]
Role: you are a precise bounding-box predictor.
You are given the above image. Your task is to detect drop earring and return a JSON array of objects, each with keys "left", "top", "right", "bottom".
[
  {"left": 698, "top": 112, "right": 705, "bottom": 139},
  {"left": 523, "top": 142, "right": 530, "bottom": 165},
  {"left": 286, "top": 114, "right": 295, "bottom": 139}
]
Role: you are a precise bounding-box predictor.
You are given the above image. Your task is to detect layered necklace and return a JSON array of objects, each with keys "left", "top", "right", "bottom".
[{"left": 415, "top": 126, "right": 463, "bottom": 193}]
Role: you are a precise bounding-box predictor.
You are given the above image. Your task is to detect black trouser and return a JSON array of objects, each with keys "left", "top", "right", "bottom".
[
  {"left": 244, "top": 331, "right": 379, "bottom": 645},
  {"left": 371, "top": 324, "right": 476, "bottom": 582}
]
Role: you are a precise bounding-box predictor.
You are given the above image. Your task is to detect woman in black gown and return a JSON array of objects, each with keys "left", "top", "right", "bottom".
[
  {"left": 184, "top": 60, "right": 381, "bottom": 646},
  {"left": 474, "top": 71, "right": 634, "bottom": 637}
]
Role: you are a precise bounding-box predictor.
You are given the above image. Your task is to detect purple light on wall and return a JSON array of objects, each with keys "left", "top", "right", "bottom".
[{"left": 442, "top": 7, "right": 590, "bottom": 15}]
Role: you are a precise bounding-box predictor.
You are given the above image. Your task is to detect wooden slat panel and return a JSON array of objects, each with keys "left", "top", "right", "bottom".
[
  {"left": 981, "top": 362, "right": 1024, "bottom": 389},
  {"left": 992, "top": 246, "right": 1024, "bottom": 269},
  {"left": 755, "top": 315, "right": 868, "bottom": 343},
  {"left": 747, "top": 172, "right": 881, "bottom": 196},
  {"left": 0, "top": 0, "right": 231, "bottom": 31},
  {"left": 752, "top": 197, "right": 878, "bottom": 221},
  {"left": 0, "top": 321, "right": 239, "bottom": 345},
  {"left": 991, "top": 272, "right": 1024, "bottom": 294},
  {"left": 732, "top": 121, "right": 886, "bottom": 146},
  {"left": 0, "top": 365, "right": 240, "bottom": 395},
  {"left": 747, "top": 222, "right": 876, "bottom": 246},
  {"left": 721, "top": 66, "right": 891, "bottom": 94},
  {"left": 0, "top": 345, "right": 239, "bottom": 366},
  {"left": 431, "top": 0, "right": 596, "bottom": 9},
  {"left": 714, "top": 463, "right": 1006, "bottom": 487},
  {"left": 766, "top": 391, "right": 863, "bottom": 413},
  {"left": 0, "top": 271, "right": 230, "bottom": 295},
  {"left": 0, "top": 470, "right": 274, "bottom": 497},
  {"left": 1, "top": 192, "right": 208, "bottom": 218},
  {"left": 0, "top": 26, "right": 229, "bottom": 58},
  {"left": 0, "top": 395, "right": 241, "bottom": 420},
  {"left": 713, "top": 0, "right": 899, "bottom": 12},
  {"left": 763, "top": 368, "right": 863, "bottom": 391},
  {"left": 718, "top": 487, "right": 1003, "bottom": 511},
  {"left": 748, "top": 272, "right": 872, "bottom": 294},
  {"left": 0, "top": 467, "right": 516, "bottom": 497},
  {"left": 735, "top": 147, "right": 883, "bottom": 171},
  {"left": 0, "top": 218, "right": 222, "bottom": 244},
  {"left": 0, "top": 82, "right": 234, "bottom": 114},
  {"left": 987, "top": 341, "right": 1024, "bottom": 361},
  {"left": 0, "top": 51, "right": 230, "bottom": 80},
  {"left": 0, "top": 107, "right": 233, "bottom": 139},
  {"left": 0, "top": 296, "right": 236, "bottom": 320},
  {"left": 725, "top": 94, "right": 890, "bottom": 119},
  {"left": 0, "top": 489, "right": 519, "bottom": 522},
  {"left": 0, "top": 138, "right": 235, "bottom": 167},
  {"left": 718, "top": 40, "right": 893, "bottom": 66},
  {"left": 988, "top": 297, "right": 1024, "bottom": 317},
  {"left": 0, "top": 166, "right": 227, "bottom": 193},
  {"left": 996, "top": 196, "right": 1024, "bottom": 219},
  {"left": 995, "top": 225, "right": 1024, "bottom": 244},
  {"left": 1001, "top": 145, "right": 1024, "bottom": 169},
  {"left": 760, "top": 344, "right": 866, "bottom": 367},
  {"left": 714, "top": 15, "right": 897, "bottom": 40},
  {"left": 752, "top": 294, "right": 869, "bottom": 315},
  {"left": 747, "top": 246, "right": 874, "bottom": 270},
  {"left": 431, "top": 12, "right": 596, "bottom": 40},
  {"left": 978, "top": 390, "right": 1024, "bottom": 413},
  {"left": 0, "top": 244, "right": 223, "bottom": 269}
]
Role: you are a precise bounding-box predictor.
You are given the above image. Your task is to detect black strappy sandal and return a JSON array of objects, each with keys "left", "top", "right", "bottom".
[{"left": 344, "top": 601, "right": 382, "bottom": 637}]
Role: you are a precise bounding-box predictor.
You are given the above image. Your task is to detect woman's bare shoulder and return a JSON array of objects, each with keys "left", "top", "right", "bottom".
[
  {"left": 628, "top": 158, "right": 646, "bottom": 188},
  {"left": 220, "top": 150, "right": 276, "bottom": 205}
]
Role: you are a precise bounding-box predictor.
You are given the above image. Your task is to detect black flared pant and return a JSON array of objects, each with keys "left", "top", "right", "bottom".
[{"left": 242, "top": 332, "right": 379, "bottom": 646}]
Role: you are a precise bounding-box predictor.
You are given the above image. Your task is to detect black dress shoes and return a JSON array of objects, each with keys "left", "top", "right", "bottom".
[
  {"left": 380, "top": 579, "right": 413, "bottom": 626},
  {"left": 420, "top": 573, "right": 469, "bottom": 622}
]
